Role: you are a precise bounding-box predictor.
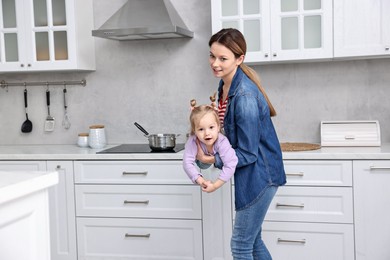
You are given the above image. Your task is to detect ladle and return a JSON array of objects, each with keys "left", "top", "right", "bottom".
[{"left": 21, "top": 88, "right": 33, "bottom": 133}]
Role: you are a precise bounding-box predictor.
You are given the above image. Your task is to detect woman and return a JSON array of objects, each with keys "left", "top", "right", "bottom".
[{"left": 197, "top": 28, "right": 286, "bottom": 259}]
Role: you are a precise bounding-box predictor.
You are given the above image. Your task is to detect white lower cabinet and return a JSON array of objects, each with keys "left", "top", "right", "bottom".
[
  {"left": 201, "top": 166, "right": 233, "bottom": 260},
  {"left": 46, "top": 161, "right": 77, "bottom": 260},
  {"left": 353, "top": 160, "right": 390, "bottom": 260},
  {"left": 262, "top": 160, "right": 355, "bottom": 260},
  {"left": 74, "top": 160, "right": 203, "bottom": 260}
]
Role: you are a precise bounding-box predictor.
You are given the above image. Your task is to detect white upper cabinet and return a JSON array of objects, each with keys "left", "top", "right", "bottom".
[
  {"left": 211, "top": 0, "right": 333, "bottom": 64},
  {"left": 334, "top": 0, "right": 390, "bottom": 58},
  {"left": 0, "top": 0, "right": 95, "bottom": 72}
]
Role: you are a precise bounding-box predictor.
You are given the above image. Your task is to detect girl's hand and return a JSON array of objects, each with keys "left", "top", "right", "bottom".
[
  {"left": 201, "top": 179, "right": 225, "bottom": 193},
  {"left": 201, "top": 180, "right": 216, "bottom": 193}
]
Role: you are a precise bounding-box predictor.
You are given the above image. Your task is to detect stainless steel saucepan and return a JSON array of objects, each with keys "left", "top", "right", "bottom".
[{"left": 134, "top": 122, "right": 179, "bottom": 151}]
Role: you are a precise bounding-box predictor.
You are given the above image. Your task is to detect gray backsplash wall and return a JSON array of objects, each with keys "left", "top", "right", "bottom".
[{"left": 0, "top": 0, "right": 389, "bottom": 145}]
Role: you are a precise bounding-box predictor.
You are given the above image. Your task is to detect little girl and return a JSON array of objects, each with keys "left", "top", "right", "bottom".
[{"left": 183, "top": 99, "right": 238, "bottom": 193}]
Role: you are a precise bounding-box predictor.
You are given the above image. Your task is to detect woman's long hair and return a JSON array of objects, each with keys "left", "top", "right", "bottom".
[{"left": 209, "top": 28, "right": 276, "bottom": 117}]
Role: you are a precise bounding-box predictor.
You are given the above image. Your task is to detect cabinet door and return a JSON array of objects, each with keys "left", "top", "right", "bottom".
[
  {"left": 334, "top": 0, "right": 390, "bottom": 58},
  {"left": 201, "top": 166, "right": 233, "bottom": 260},
  {"left": 211, "top": 0, "right": 271, "bottom": 63},
  {"left": 0, "top": 0, "right": 28, "bottom": 70},
  {"left": 270, "top": 0, "right": 333, "bottom": 61},
  {"left": 47, "top": 161, "right": 77, "bottom": 260},
  {"left": 353, "top": 160, "right": 390, "bottom": 260},
  {"left": 0, "top": 0, "right": 95, "bottom": 72}
]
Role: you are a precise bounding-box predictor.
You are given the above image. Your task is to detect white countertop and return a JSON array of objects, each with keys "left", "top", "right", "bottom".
[
  {"left": 0, "top": 170, "right": 58, "bottom": 205},
  {"left": 0, "top": 144, "right": 390, "bottom": 160}
]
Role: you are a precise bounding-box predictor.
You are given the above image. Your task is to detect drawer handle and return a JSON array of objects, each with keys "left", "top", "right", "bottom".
[
  {"left": 277, "top": 238, "right": 306, "bottom": 244},
  {"left": 122, "top": 171, "right": 148, "bottom": 175},
  {"left": 370, "top": 166, "right": 390, "bottom": 170},
  {"left": 286, "top": 172, "right": 304, "bottom": 177},
  {"left": 124, "top": 200, "right": 149, "bottom": 204},
  {"left": 125, "top": 233, "right": 151, "bottom": 238},
  {"left": 344, "top": 135, "right": 355, "bottom": 140},
  {"left": 276, "top": 203, "right": 304, "bottom": 208}
]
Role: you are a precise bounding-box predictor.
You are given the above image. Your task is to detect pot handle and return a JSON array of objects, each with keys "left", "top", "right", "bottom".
[{"left": 134, "top": 122, "right": 149, "bottom": 136}]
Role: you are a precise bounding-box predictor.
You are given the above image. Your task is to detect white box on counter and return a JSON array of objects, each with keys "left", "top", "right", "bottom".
[{"left": 321, "top": 120, "right": 381, "bottom": 147}]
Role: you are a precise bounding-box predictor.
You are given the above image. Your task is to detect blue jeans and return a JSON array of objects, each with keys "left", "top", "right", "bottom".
[{"left": 231, "top": 186, "right": 277, "bottom": 260}]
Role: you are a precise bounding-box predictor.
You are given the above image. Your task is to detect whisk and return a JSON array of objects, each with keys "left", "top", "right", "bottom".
[{"left": 62, "top": 86, "right": 71, "bottom": 129}]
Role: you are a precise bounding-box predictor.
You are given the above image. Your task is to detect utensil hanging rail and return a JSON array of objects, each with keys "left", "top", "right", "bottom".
[{"left": 0, "top": 79, "right": 86, "bottom": 88}]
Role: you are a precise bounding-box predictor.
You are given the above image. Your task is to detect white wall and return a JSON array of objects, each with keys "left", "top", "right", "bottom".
[{"left": 0, "top": 0, "right": 389, "bottom": 145}]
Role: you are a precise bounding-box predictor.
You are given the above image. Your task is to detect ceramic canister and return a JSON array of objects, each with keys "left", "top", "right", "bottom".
[{"left": 88, "top": 125, "right": 106, "bottom": 149}]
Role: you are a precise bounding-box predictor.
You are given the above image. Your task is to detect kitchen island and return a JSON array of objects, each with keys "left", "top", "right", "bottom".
[
  {"left": 0, "top": 144, "right": 389, "bottom": 260},
  {"left": 0, "top": 170, "right": 58, "bottom": 260}
]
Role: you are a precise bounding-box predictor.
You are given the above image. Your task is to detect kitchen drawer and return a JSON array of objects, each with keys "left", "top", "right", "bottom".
[
  {"left": 263, "top": 221, "right": 354, "bottom": 260},
  {"left": 77, "top": 217, "right": 203, "bottom": 260},
  {"left": 75, "top": 185, "right": 201, "bottom": 219},
  {"left": 74, "top": 161, "right": 188, "bottom": 184},
  {"left": 283, "top": 160, "right": 352, "bottom": 186},
  {"left": 265, "top": 186, "right": 353, "bottom": 223}
]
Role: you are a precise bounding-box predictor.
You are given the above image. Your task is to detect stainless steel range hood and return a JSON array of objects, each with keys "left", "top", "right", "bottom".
[{"left": 92, "top": 0, "right": 194, "bottom": 41}]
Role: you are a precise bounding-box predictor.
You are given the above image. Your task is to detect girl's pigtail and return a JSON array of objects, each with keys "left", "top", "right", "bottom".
[
  {"left": 209, "top": 92, "right": 218, "bottom": 112},
  {"left": 190, "top": 99, "right": 197, "bottom": 111}
]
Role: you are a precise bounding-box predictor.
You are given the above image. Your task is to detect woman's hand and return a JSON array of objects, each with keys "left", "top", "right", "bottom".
[{"left": 196, "top": 138, "right": 215, "bottom": 164}]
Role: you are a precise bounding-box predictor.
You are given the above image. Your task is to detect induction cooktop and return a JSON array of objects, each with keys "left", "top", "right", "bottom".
[{"left": 97, "top": 143, "right": 185, "bottom": 154}]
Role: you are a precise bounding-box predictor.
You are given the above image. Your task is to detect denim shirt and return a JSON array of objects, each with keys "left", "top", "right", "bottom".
[{"left": 214, "top": 67, "right": 286, "bottom": 211}]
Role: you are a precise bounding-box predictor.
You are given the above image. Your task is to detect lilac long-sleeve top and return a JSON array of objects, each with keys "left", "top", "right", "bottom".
[{"left": 183, "top": 133, "right": 238, "bottom": 184}]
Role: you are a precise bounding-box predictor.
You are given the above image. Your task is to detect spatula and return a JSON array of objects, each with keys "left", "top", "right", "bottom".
[
  {"left": 21, "top": 89, "right": 33, "bottom": 133},
  {"left": 44, "top": 89, "right": 55, "bottom": 131}
]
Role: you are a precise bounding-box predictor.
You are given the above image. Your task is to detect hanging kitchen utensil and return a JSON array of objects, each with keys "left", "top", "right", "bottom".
[
  {"left": 134, "top": 122, "right": 179, "bottom": 151},
  {"left": 44, "top": 88, "right": 55, "bottom": 132},
  {"left": 62, "top": 85, "right": 71, "bottom": 129},
  {"left": 21, "top": 88, "right": 33, "bottom": 133}
]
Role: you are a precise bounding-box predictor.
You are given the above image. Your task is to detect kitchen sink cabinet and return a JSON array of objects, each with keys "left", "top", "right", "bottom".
[
  {"left": 0, "top": 0, "right": 95, "bottom": 72},
  {"left": 353, "top": 160, "right": 390, "bottom": 260},
  {"left": 74, "top": 160, "right": 204, "bottom": 260},
  {"left": 211, "top": 0, "right": 333, "bottom": 64},
  {"left": 334, "top": 0, "right": 390, "bottom": 58},
  {"left": 0, "top": 160, "right": 76, "bottom": 260}
]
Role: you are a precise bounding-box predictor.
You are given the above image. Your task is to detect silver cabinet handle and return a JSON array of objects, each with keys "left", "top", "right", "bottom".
[
  {"left": 286, "top": 172, "right": 304, "bottom": 176},
  {"left": 125, "top": 233, "right": 150, "bottom": 238},
  {"left": 344, "top": 135, "right": 355, "bottom": 140},
  {"left": 122, "top": 171, "right": 148, "bottom": 175},
  {"left": 273, "top": 53, "right": 277, "bottom": 57},
  {"left": 264, "top": 53, "right": 269, "bottom": 57},
  {"left": 370, "top": 166, "right": 390, "bottom": 170},
  {"left": 385, "top": 46, "right": 389, "bottom": 51},
  {"left": 124, "top": 200, "right": 149, "bottom": 204},
  {"left": 278, "top": 238, "right": 306, "bottom": 244},
  {"left": 276, "top": 203, "right": 304, "bottom": 208}
]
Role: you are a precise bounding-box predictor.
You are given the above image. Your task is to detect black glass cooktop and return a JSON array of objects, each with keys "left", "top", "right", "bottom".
[{"left": 97, "top": 143, "right": 185, "bottom": 154}]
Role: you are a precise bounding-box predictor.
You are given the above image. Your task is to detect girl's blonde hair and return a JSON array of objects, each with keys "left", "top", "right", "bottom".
[
  {"left": 189, "top": 99, "right": 220, "bottom": 135},
  {"left": 209, "top": 28, "right": 277, "bottom": 117}
]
